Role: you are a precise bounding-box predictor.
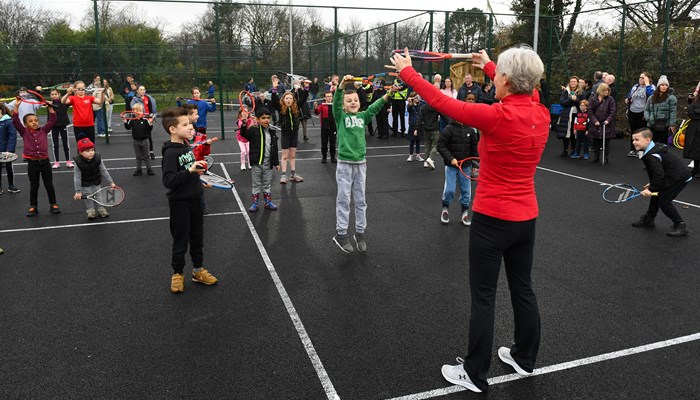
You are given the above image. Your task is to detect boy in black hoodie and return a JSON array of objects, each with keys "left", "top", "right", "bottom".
[
  {"left": 631, "top": 128, "right": 691, "bottom": 236},
  {"left": 161, "top": 107, "right": 217, "bottom": 293}
]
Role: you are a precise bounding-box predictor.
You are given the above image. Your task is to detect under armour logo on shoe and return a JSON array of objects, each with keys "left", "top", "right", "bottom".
[{"left": 459, "top": 375, "right": 468, "bottom": 380}]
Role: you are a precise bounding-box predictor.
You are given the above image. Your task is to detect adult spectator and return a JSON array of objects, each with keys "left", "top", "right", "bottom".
[
  {"left": 457, "top": 74, "right": 482, "bottom": 102},
  {"left": 391, "top": 78, "right": 409, "bottom": 136},
  {"left": 481, "top": 81, "right": 496, "bottom": 105},
  {"left": 433, "top": 73, "right": 442, "bottom": 89},
  {"left": 207, "top": 80, "right": 215, "bottom": 99},
  {"left": 439, "top": 77, "right": 458, "bottom": 131},
  {"left": 644, "top": 75, "right": 677, "bottom": 145},
  {"left": 87, "top": 75, "right": 106, "bottom": 138},
  {"left": 244, "top": 77, "right": 257, "bottom": 93},
  {"left": 309, "top": 77, "right": 320, "bottom": 100},
  {"left": 590, "top": 71, "right": 604, "bottom": 99},
  {"left": 625, "top": 72, "right": 655, "bottom": 157},
  {"left": 684, "top": 91, "right": 700, "bottom": 177},
  {"left": 588, "top": 82, "right": 616, "bottom": 164},
  {"left": 581, "top": 79, "right": 593, "bottom": 101},
  {"left": 119, "top": 74, "right": 135, "bottom": 110},
  {"left": 554, "top": 76, "right": 582, "bottom": 157},
  {"left": 388, "top": 47, "right": 548, "bottom": 393},
  {"left": 102, "top": 79, "right": 115, "bottom": 133},
  {"left": 604, "top": 74, "right": 617, "bottom": 99}
]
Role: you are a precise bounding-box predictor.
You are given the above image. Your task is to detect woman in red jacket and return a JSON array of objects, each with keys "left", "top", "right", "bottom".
[{"left": 388, "top": 47, "right": 548, "bottom": 393}]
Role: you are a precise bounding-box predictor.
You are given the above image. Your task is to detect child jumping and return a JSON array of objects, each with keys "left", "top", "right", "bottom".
[
  {"left": 332, "top": 75, "right": 396, "bottom": 253},
  {"left": 241, "top": 107, "right": 280, "bottom": 212},
  {"left": 12, "top": 98, "right": 60, "bottom": 216},
  {"left": 72, "top": 138, "right": 116, "bottom": 220},
  {"left": 161, "top": 106, "right": 217, "bottom": 293}
]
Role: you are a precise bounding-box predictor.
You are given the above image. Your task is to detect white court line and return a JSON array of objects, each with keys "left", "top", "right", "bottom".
[
  {"left": 0, "top": 212, "right": 241, "bottom": 234},
  {"left": 537, "top": 166, "right": 700, "bottom": 210},
  {"left": 219, "top": 164, "right": 340, "bottom": 400},
  {"left": 386, "top": 331, "right": 700, "bottom": 400}
]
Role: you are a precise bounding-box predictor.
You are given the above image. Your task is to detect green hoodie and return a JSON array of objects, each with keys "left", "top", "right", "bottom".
[{"left": 333, "top": 88, "right": 387, "bottom": 163}]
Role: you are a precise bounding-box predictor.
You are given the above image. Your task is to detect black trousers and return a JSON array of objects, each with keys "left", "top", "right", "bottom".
[
  {"left": 651, "top": 127, "right": 668, "bottom": 145},
  {"left": 628, "top": 111, "right": 646, "bottom": 150},
  {"left": 376, "top": 110, "right": 390, "bottom": 138},
  {"left": 52, "top": 126, "right": 70, "bottom": 161},
  {"left": 463, "top": 212, "right": 541, "bottom": 391},
  {"left": 320, "top": 128, "right": 336, "bottom": 158},
  {"left": 391, "top": 100, "right": 406, "bottom": 133},
  {"left": 0, "top": 161, "right": 14, "bottom": 187},
  {"left": 169, "top": 198, "right": 204, "bottom": 274},
  {"left": 646, "top": 178, "right": 689, "bottom": 224},
  {"left": 27, "top": 159, "right": 57, "bottom": 206}
]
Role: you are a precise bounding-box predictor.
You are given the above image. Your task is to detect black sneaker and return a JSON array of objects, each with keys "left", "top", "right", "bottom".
[
  {"left": 8, "top": 185, "right": 20, "bottom": 193},
  {"left": 321, "top": 157, "right": 327, "bottom": 164},
  {"left": 667, "top": 222, "right": 688, "bottom": 237},
  {"left": 147, "top": 169, "right": 155, "bottom": 176},
  {"left": 631, "top": 215, "right": 655, "bottom": 228},
  {"left": 150, "top": 152, "right": 156, "bottom": 160},
  {"left": 333, "top": 234, "right": 354, "bottom": 253},
  {"left": 133, "top": 170, "right": 143, "bottom": 176},
  {"left": 26, "top": 206, "right": 38, "bottom": 217},
  {"left": 353, "top": 233, "right": 367, "bottom": 253}
]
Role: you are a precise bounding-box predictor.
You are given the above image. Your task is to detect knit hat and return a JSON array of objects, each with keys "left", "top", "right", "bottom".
[
  {"left": 657, "top": 75, "right": 669, "bottom": 86},
  {"left": 77, "top": 138, "right": 95, "bottom": 153}
]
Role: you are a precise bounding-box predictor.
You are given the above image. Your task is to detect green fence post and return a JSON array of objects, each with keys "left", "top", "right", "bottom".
[
  {"left": 428, "top": 11, "right": 434, "bottom": 79},
  {"left": 443, "top": 12, "right": 449, "bottom": 79},
  {"left": 546, "top": 15, "right": 554, "bottom": 106},
  {"left": 486, "top": 14, "right": 493, "bottom": 83},
  {"left": 365, "top": 31, "right": 369, "bottom": 76},
  {"left": 661, "top": 0, "right": 671, "bottom": 75},
  {"left": 615, "top": 4, "right": 626, "bottom": 101},
  {"left": 215, "top": 3, "right": 225, "bottom": 139},
  {"left": 334, "top": 7, "right": 338, "bottom": 74},
  {"left": 93, "top": 0, "right": 109, "bottom": 144},
  {"left": 393, "top": 23, "right": 397, "bottom": 51}
]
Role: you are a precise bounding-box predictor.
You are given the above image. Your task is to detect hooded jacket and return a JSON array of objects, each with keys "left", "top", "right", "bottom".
[
  {"left": 161, "top": 141, "right": 203, "bottom": 200},
  {"left": 642, "top": 142, "right": 690, "bottom": 192}
]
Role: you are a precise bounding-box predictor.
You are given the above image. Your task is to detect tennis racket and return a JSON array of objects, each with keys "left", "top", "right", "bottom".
[
  {"left": 602, "top": 183, "right": 658, "bottom": 203},
  {"left": 204, "top": 155, "right": 214, "bottom": 166},
  {"left": 239, "top": 90, "right": 255, "bottom": 113},
  {"left": 392, "top": 49, "right": 474, "bottom": 61},
  {"left": 81, "top": 186, "right": 125, "bottom": 207},
  {"left": 199, "top": 171, "right": 234, "bottom": 190},
  {"left": 43, "top": 82, "right": 72, "bottom": 91},
  {"left": 456, "top": 157, "right": 480, "bottom": 180},
  {"left": 178, "top": 97, "right": 215, "bottom": 103},
  {"left": 672, "top": 119, "right": 689, "bottom": 150},
  {"left": 120, "top": 111, "right": 157, "bottom": 120},
  {"left": 20, "top": 90, "right": 55, "bottom": 108},
  {"left": 0, "top": 152, "right": 19, "bottom": 163}
]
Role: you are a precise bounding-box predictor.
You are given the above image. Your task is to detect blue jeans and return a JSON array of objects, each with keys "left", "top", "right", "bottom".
[
  {"left": 94, "top": 109, "right": 106, "bottom": 135},
  {"left": 442, "top": 165, "right": 471, "bottom": 210}
]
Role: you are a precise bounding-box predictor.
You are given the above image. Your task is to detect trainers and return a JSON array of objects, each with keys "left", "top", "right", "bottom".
[
  {"left": 498, "top": 347, "right": 533, "bottom": 376},
  {"left": 407, "top": 154, "right": 414, "bottom": 162},
  {"left": 171, "top": 273, "right": 184, "bottom": 293},
  {"left": 333, "top": 234, "right": 354, "bottom": 253},
  {"left": 147, "top": 169, "right": 155, "bottom": 176},
  {"left": 52, "top": 161, "right": 60, "bottom": 169},
  {"left": 192, "top": 268, "right": 218, "bottom": 285},
  {"left": 280, "top": 174, "right": 288, "bottom": 184},
  {"left": 423, "top": 160, "right": 430, "bottom": 168},
  {"left": 290, "top": 174, "right": 304, "bottom": 182},
  {"left": 415, "top": 154, "right": 425, "bottom": 162},
  {"left": 353, "top": 233, "right": 367, "bottom": 253},
  {"left": 241, "top": 164, "right": 248, "bottom": 171},
  {"left": 426, "top": 158, "right": 435, "bottom": 170},
  {"left": 441, "top": 359, "right": 482, "bottom": 393},
  {"left": 26, "top": 206, "right": 38, "bottom": 217},
  {"left": 331, "top": 157, "right": 337, "bottom": 163},
  {"left": 66, "top": 160, "right": 74, "bottom": 168},
  {"left": 8, "top": 185, "right": 20, "bottom": 193},
  {"left": 583, "top": 153, "right": 590, "bottom": 160},
  {"left": 461, "top": 210, "right": 471, "bottom": 226},
  {"left": 570, "top": 152, "right": 580, "bottom": 159},
  {"left": 133, "top": 169, "right": 143, "bottom": 176},
  {"left": 631, "top": 214, "right": 655, "bottom": 228},
  {"left": 97, "top": 207, "right": 109, "bottom": 218},
  {"left": 150, "top": 152, "right": 156, "bottom": 160},
  {"left": 50, "top": 204, "right": 61, "bottom": 214},
  {"left": 441, "top": 207, "right": 449, "bottom": 224},
  {"left": 627, "top": 150, "right": 638, "bottom": 158},
  {"left": 87, "top": 208, "right": 96, "bottom": 220},
  {"left": 0, "top": 188, "right": 3, "bottom": 195},
  {"left": 667, "top": 222, "right": 688, "bottom": 237}
]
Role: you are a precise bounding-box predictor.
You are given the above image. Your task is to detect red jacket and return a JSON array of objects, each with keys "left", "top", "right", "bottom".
[
  {"left": 399, "top": 63, "right": 550, "bottom": 221},
  {"left": 191, "top": 132, "right": 211, "bottom": 161}
]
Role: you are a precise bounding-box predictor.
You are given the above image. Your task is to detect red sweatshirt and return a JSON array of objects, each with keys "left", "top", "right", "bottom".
[{"left": 399, "top": 63, "right": 550, "bottom": 221}]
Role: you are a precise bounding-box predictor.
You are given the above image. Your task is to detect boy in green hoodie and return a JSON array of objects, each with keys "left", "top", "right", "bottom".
[{"left": 332, "top": 75, "right": 396, "bottom": 253}]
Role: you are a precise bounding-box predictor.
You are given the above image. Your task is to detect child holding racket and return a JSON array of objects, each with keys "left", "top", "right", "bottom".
[
  {"left": 12, "top": 98, "right": 60, "bottom": 216},
  {"left": 61, "top": 81, "right": 105, "bottom": 144},
  {"left": 241, "top": 107, "right": 280, "bottom": 212},
  {"left": 631, "top": 128, "right": 691, "bottom": 236},
  {"left": 236, "top": 107, "right": 251, "bottom": 170},
  {"left": 72, "top": 138, "right": 115, "bottom": 220},
  {"left": 182, "top": 104, "right": 218, "bottom": 167},
  {"left": 314, "top": 91, "right": 336, "bottom": 163},
  {"left": 271, "top": 88, "right": 304, "bottom": 183},
  {"left": 0, "top": 103, "right": 20, "bottom": 194},
  {"left": 332, "top": 75, "right": 396, "bottom": 253},
  {"left": 176, "top": 87, "right": 216, "bottom": 134},
  {"left": 161, "top": 106, "right": 217, "bottom": 293},
  {"left": 49, "top": 89, "right": 73, "bottom": 169},
  {"left": 124, "top": 103, "right": 154, "bottom": 176}
]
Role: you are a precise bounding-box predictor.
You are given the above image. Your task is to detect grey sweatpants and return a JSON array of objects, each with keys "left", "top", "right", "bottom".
[
  {"left": 251, "top": 162, "right": 273, "bottom": 195},
  {"left": 335, "top": 162, "right": 367, "bottom": 235},
  {"left": 133, "top": 139, "right": 151, "bottom": 170},
  {"left": 81, "top": 184, "right": 102, "bottom": 211}
]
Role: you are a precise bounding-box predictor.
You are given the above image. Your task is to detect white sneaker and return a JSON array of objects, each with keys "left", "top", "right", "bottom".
[
  {"left": 441, "top": 207, "right": 449, "bottom": 224},
  {"left": 461, "top": 210, "right": 471, "bottom": 226},
  {"left": 498, "top": 347, "right": 533, "bottom": 376},
  {"left": 407, "top": 155, "right": 414, "bottom": 162},
  {"left": 415, "top": 154, "right": 425, "bottom": 162},
  {"left": 427, "top": 157, "right": 435, "bottom": 170},
  {"left": 441, "top": 362, "right": 482, "bottom": 393},
  {"left": 423, "top": 161, "right": 430, "bottom": 168},
  {"left": 52, "top": 161, "right": 60, "bottom": 169},
  {"left": 241, "top": 165, "right": 247, "bottom": 171}
]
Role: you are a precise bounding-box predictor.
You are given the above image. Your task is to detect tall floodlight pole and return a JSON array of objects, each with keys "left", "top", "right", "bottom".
[
  {"left": 533, "top": 0, "right": 540, "bottom": 52},
  {"left": 289, "top": 1, "right": 294, "bottom": 75}
]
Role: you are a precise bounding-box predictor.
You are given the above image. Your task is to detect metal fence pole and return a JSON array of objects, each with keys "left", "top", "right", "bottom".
[
  {"left": 615, "top": 4, "right": 626, "bottom": 101},
  {"left": 93, "top": 0, "right": 109, "bottom": 144},
  {"left": 215, "top": 3, "right": 225, "bottom": 139},
  {"left": 546, "top": 15, "right": 554, "bottom": 105},
  {"left": 443, "top": 12, "right": 449, "bottom": 79},
  {"left": 393, "top": 23, "right": 397, "bottom": 51},
  {"left": 365, "top": 31, "right": 369, "bottom": 76},
  {"left": 661, "top": 0, "right": 671, "bottom": 75},
  {"left": 486, "top": 14, "right": 493, "bottom": 83},
  {"left": 334, "top": 7, "right": 338, "bottom": 74},
  {"left": 428, "top": 11, "right": 434, "bottom": 79}
]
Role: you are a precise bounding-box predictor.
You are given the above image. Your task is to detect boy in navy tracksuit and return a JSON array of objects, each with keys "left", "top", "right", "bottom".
[
  {"left": 161, "top": 107, "right": 217, "bottom": 293},
  {"left": 631, "top": 128, "right": 691, "bottom": 236}
]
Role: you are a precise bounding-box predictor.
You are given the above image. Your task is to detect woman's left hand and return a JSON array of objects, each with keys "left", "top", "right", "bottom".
[{"left": 385, "top": 48, "right": 412, "bottom": 74}]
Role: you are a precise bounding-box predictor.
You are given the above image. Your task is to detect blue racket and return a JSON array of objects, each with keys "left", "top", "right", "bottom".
[{"left": 602, "top": 183, "right": 657, "bottom": 203}]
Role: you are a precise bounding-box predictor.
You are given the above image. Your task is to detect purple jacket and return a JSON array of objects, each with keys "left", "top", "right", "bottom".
[
  {"left": 13, "top": 112, "right": 56, "bottom": 159},
  {"left": 588, "top": 95, "right": 616, "bottom": 139}
]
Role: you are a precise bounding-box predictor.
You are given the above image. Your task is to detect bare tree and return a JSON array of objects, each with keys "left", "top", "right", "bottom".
[
  {"left": 599, "top": 0, "right": 700, "bottom": 30},
  {"left": 0, "top": 0, "right": 52, "bottom": 45},
  {"left": 342, "top": 17, "right": 365, "bottom": 61}
]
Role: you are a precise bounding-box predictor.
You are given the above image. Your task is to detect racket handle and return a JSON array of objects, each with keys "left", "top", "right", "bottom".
[{"left": 80, "top": 194, "right": 87, "bottom": 200}]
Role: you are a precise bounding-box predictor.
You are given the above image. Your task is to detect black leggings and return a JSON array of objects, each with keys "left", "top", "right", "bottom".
[
  {"left": 52, "top": 127, "right": 70, "bottom": 161},
  {"left": 27, "top": 159, "right": 57, "bottom": 206},
  {"left": 462, "top": 212, "right": 541, "bottom": 391},
  {"left": 0, "top": 161, "right": 14, "bottom": 187}
]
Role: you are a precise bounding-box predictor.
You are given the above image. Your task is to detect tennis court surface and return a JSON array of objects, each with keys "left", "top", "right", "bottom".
[{"left": 1, "top": 112, "right": 699, "bottom": 399}]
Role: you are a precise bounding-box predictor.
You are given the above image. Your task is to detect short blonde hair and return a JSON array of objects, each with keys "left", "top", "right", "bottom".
[{"left": 596, "top": 82, "right": 610, "bottom": 96}]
